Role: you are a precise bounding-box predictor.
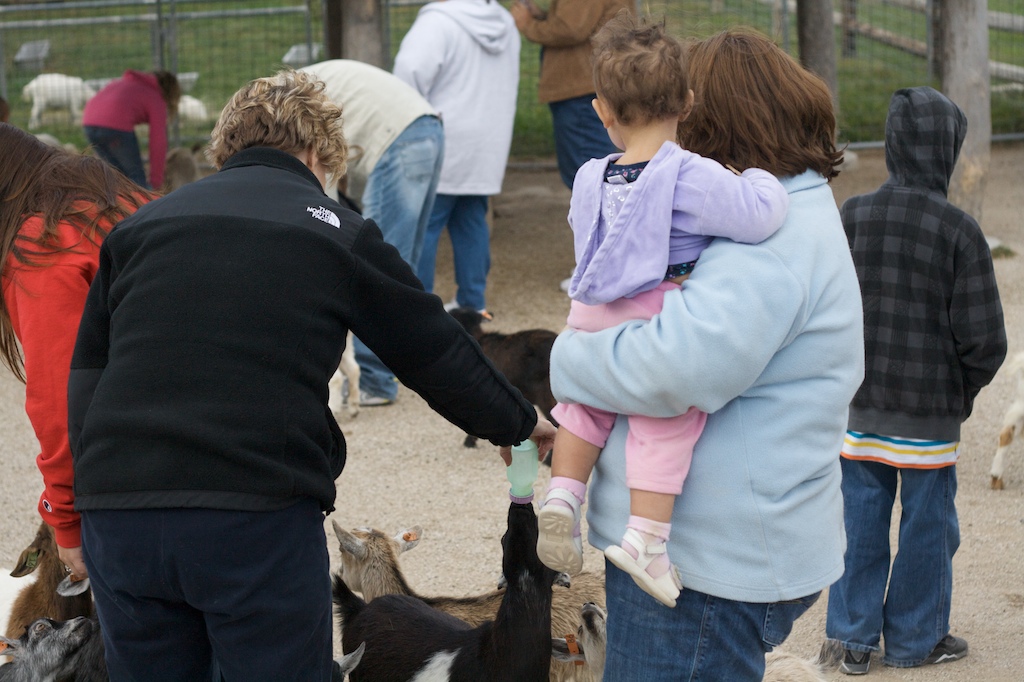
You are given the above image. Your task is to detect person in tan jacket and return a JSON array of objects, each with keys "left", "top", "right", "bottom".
[{"left": 512, "top": 0, "right": 633, "bottom": 189}]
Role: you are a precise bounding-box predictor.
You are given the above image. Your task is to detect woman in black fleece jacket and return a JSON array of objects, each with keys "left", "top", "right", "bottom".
[{"left": 67, "top": 70, "right": 555, "bottom": 681}]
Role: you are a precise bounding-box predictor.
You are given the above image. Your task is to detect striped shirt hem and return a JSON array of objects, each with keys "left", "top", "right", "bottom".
[{"left": 842, "top": 431, "right": 959, "bottom": 468}]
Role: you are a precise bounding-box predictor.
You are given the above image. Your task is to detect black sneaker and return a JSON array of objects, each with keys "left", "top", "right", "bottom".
[
  {"left": 921, "top": 634, "right": 968, "bottom": 665},
  {"left": 839, "top": 649, "right": 871, "bottom": 675}
]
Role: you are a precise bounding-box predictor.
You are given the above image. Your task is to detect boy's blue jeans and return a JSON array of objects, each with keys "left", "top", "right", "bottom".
[
  {"left": 603, "top": 560, "right": 819, "bottom": 681},
  {"left": 826, "top": 458, "right": 960, "bottom": 667},
  {"left": 353, "top": 115, "right": 443, "bottom": 400}
]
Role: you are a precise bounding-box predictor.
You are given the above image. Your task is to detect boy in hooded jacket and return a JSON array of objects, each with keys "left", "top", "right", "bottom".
[{"left": 823, "top": 86, "right": 1006, "bottom": 675}]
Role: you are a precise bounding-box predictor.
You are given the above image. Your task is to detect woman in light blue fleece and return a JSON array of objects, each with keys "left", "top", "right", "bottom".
[{"left": 549, "top": 28, "right": 865, "bottom": 681}]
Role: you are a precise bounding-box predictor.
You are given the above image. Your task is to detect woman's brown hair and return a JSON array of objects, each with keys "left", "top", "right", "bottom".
[
  {"left": 0, "top": 123, "right": 154, "bottom": 381},
  {"left": 678, "top": 27, "right": 843, "bottom": 180},
  {"left": 154, "top": 70, "right": 181, "bottom": 117}
]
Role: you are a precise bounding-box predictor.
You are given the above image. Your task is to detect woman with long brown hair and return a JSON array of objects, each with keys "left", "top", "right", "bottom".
[{"left": 0, "top": 123, "right": 153, "bottom": 580}]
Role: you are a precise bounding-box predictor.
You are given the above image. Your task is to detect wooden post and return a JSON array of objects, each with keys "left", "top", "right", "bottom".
[
  {"left": 937, "top": 0, "right": 990, "bottom": 223},
  {"left": 347, "top": 0, "right": 386, "bottom": 67},
  {"left": 797, "top": 0, "right": 840, "bottom": 111}
]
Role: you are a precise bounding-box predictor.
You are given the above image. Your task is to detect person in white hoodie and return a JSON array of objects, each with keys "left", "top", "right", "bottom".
[{"left": 394, "top": 0, "right": 520, "bottom": 318}]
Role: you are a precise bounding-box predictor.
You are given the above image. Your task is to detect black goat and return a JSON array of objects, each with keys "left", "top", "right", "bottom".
[
  {"left": 0, "top": 617, "right": 106, "bottom": 681},
  {"left": 333, "top": 502, "right": 561, "bottom": 682},
  {"left": 447, "top": 307, "right": 558, "bottom": 448}
]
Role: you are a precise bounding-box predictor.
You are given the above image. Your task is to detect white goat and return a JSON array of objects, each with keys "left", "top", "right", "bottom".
[
  {"left": 552, "top": 602, "right": 827, "bottom": 682},
  {"left": 327, "top": 334, "right": 360, "bottom": 418},
  {"left": 332, "top": 521, "right": 604, "bottom": 682},
  {"left": 176, "top": 95, "right": 210, "bottom": 123},
  {"left": 334, "top": 502, "right": 563, "bottom": 681},
  {"left": 22, "top": 74, "right": 95, "bottom": 130},
  {"left": 991, "top": 350, "right": 1024, "bottom": 489}
]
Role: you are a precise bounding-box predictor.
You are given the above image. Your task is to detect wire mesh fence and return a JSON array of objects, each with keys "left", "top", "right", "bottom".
[
  {"left": 0, "top": 0, "right": 324, "bottom": 148},
  {"left": 385, "top": 0, "right": 1024, "bottom": 154},
  {"left": 1, "top": 0, "right": 1020, "bottom": 157}
]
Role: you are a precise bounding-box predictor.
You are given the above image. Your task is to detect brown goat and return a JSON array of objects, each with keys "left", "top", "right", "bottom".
[
  {"left": 447, "top": 307, "right": 558, "bottom": 449},
  {"left": 332, "top": 521, "right": 605, "bottom": 682},
  {"left": 4, "top": 522, "right": 94, "bottom": 642}
]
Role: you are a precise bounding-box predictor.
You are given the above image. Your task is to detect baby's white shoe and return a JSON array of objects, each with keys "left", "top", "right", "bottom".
[
  {"left": 604, "top": 528, "right": 682, "bottom": 607},
  {"left": 536, "top": 488, "right": 584, "bottom": 575}
]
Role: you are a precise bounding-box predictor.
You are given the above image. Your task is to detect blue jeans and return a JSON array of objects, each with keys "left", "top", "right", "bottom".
[
  {"left": 82, "top": 502, "right": 333, "bottom": 681},
  {"left": 354, "top": 115, "right": 444, "bottom": 399},
  {"left": 417, "top": 194, "right": 490, "bottom": 313},
  {"left": 603, "top": 560, "right": 819, "bottom": 681},
  {"left": 549, "top": 94, "right": 619, "bottom": 189},
  {"left": 84, "top": 126, "right": 149, "bottom": 188},
  {"left": 825, "top": 458, "right": 960, "bottom": 667}
]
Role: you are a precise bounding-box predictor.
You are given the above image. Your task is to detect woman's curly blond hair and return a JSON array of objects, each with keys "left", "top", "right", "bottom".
[{"left": 208, "top": 69, "right": 347, "bottom": 179}]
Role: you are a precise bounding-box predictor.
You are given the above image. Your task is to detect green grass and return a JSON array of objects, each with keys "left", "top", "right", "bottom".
[{"left": 3, "top": 0, "right": 1022, "bottom": 155}]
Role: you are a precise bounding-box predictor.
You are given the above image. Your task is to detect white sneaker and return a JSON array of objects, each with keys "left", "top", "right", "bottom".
[
  {"left": 604, "top": 528, "right": 682, "bottom": 607},
  {"left": 536, "top": 488, "right": 584, "bottom": 575}
]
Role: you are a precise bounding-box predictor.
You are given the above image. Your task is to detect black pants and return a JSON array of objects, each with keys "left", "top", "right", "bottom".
[{"left": 81, "top": 501, "right": 332, "bottom": 681}]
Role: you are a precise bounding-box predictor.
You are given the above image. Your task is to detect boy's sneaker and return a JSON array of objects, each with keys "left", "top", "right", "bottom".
[
  {"left": 358, "top": 391, "right": 393, "bottom": 407},
  {"left": 536, "top": 489, "right": 584, "bottom": 575},
  {"left": 604, "top": 528, "right": 682, "bottom": 608},
  {"left": 920, "top": 635, "right": 968, "bottom": 666},
  {"left": 839, "top": 649, "right": 871, "bottom": 675}
]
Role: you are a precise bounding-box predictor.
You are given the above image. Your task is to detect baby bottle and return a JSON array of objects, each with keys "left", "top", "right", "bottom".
[{"left": 507, "top": 440, "right": 539, "bottom": 503}]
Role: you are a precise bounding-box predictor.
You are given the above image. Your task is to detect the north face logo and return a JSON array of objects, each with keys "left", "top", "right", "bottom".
[{"left": 307, "top": 206, "right": 340, "bottom": 228}]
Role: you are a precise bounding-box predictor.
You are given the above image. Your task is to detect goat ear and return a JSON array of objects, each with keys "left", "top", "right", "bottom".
[
  {"left": 394, "top": 526, "right": 423, "bottom": 552},
  {"left": 332, "top": 520, "right": 367, "bottom": 560},
  {"left": 551, "top": 636, "right": 586, "bottom": 662},
  {"left": 11, "top": 548, "right": 41, "bottom": 578},
  {"left": 0, "top": 637, "right": 21, "bottom": 654}
]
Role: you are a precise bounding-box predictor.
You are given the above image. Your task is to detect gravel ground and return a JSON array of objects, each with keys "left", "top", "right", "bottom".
[{"left": 1, "top": 143, "right": 1022, "bottom": 679}]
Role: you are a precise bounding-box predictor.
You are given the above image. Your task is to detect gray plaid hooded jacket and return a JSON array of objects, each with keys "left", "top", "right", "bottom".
[{"left": 843, "top": 86, "right": 1006, "bottom": 441}]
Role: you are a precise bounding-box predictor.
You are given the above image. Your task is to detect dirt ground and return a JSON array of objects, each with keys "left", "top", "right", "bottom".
[{"left": 0, "top": 143, "right": 1022, "bottom": 679}]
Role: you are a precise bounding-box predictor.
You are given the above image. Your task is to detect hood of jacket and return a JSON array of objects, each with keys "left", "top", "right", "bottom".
[
  {"left": 883, "top": 86, "right": 966, "bottom": 196},
  {"left": 122, "top": 69, "right": 158, "bottom": 90},
  {"left": 422, "top": 0, "right": 514, "bottom": 54}
]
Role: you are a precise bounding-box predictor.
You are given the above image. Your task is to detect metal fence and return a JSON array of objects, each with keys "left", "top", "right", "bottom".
[
  {"left": 0, "top": 0, "right": 324, "bottom": 147},
  {"left": 1, "top": 0, "right": 1021, "bottom": 154},
  {"left": 385, "top": 0, "right": 1024, "bottom": 150}
]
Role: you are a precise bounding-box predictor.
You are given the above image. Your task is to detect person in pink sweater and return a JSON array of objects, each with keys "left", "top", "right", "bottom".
[
  {"left": 0, "top": 123, "right": 153, "bottom": 582},
  {"left": 82, "top": 70, "right": 180, "bottom": 190}
]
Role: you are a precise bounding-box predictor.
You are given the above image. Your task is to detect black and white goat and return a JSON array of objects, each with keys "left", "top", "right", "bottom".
[
  {"left": 331, "top": 521, "right": 605, "bottom": 681},
  {"left": 333, "top": 502, "right": 564, "bottom": 681},
  {"left": 447, "top": 308, "right": 558, "bottom": 448},
  {"left": 0, "top": 617, "right": 106, "bottom": 681}
]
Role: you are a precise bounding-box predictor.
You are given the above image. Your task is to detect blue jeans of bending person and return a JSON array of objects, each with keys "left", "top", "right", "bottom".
[
  {"left": 353, "top": 114, "right": 444, "bottom": 400},
  {"left": 417, "top": 194, "right": 490, "bottom": 313},
  {"left": 826, "top": 458, "right": 960, "bottom": 667},
  {"left": 549, "top": 94, "right": 619, "bottom": 190},
  {"left": 84, "top": 126, "right": 149, "bottom": 188},
  {"left": 81, "top": 501, "right": 333, "bottom": 681},
  {"left": 603, "top": 560, "right": 819, "bottom": 681}
]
